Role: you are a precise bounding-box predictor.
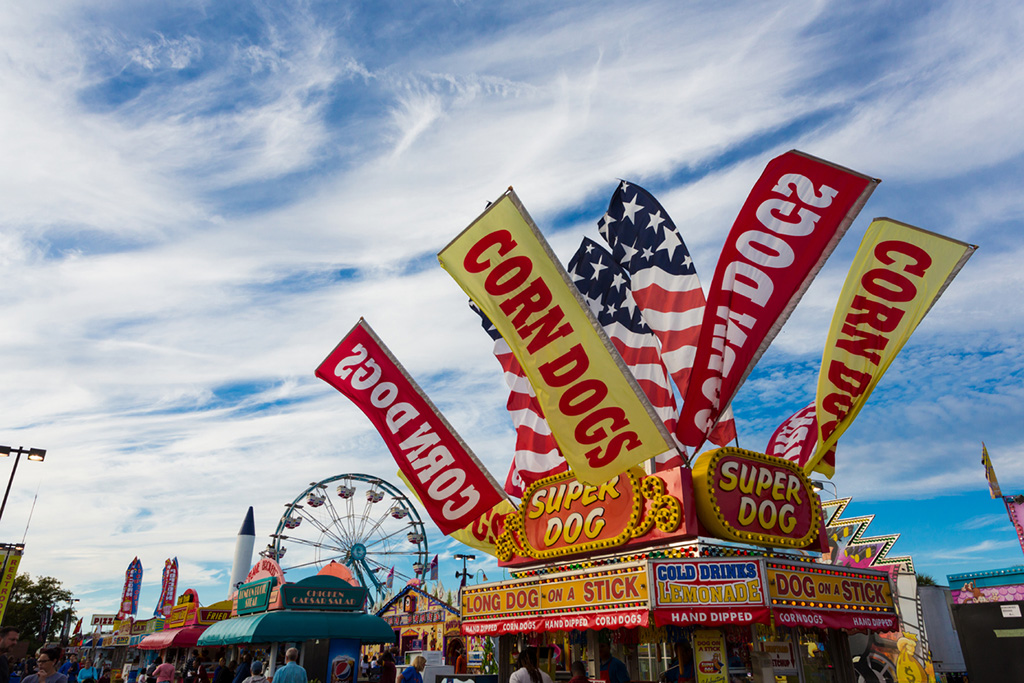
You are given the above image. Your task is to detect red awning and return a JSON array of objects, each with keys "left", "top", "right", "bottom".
[{"left": 137, "top": 625, "right": 208, "bottom": 650}]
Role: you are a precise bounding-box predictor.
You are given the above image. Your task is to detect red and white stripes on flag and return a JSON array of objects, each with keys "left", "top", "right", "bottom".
[
  {"left": 470, "top": 302, "right": 567, "bottom": 498},
  {"left": 568, "top": 237, "right": 685, "bottom": 471},
  {"left": 598, "top": 181, "right": 737, "bottom": 447}
]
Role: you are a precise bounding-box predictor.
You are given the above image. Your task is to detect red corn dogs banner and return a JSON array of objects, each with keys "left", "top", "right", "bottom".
[
  {"left": 316, "top": 319, "right": 507, "bottom": 535},
  {"left": 677, "top": 151, "right": 878, "bottom": 449}
]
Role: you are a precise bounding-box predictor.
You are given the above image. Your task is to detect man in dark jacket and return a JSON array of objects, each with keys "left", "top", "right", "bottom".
[{"left": 0, "top": 628, "right": 19, "bottom": 683}]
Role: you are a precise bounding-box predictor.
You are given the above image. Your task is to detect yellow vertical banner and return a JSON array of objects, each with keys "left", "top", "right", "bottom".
[
  {"left": 0, "top": 548, "right": 23, "bottom": 623},
  {"left": 438, "top": 189, "right": 678, "bottom": 485},
  {"left": 811, "top": 218, "right": 976, "bottom": 472}
]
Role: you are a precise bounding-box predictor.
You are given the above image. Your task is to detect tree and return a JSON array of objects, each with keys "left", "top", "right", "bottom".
[
  {"left": 2, "top": 573, "right": 77, "bottom": 653},
  {"left": 916, "top": 573, "right": 937, "bottom": 586}
]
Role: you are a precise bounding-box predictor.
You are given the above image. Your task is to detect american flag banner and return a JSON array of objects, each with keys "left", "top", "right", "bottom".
[
  {"left": 568, "top": 237, "right": 685, "bottom": 470},
  {"left": 470, "top": 302, "right": 567, "bottom": 497},
  {"left": 598, "top": 180, "right": 737, "bottom": 447}
]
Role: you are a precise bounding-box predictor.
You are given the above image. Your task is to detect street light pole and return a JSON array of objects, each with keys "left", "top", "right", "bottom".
[{"left": 0, "top": 446, "right": 46, "bottom": 524}]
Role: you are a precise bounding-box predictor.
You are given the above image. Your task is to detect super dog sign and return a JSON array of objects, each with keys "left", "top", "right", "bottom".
[{"left": 693, "top": 447, "right": 821, "bottom": 548}]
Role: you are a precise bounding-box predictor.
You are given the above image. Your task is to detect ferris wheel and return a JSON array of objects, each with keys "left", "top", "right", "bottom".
[{"left": 263, "top": 473, "right": 430, "bottom": 603}]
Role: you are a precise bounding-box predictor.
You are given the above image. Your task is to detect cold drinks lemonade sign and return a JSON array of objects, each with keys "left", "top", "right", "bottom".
[{"left": 650, "top": 559, "right": 768, "bottom": 626}]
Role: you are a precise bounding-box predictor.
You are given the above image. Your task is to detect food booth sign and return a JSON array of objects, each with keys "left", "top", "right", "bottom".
[
  {"left": 650, "top": 558, "right": 769, "bottom": 626},
  {"left": 236, "top": 577, "right": 276, "bottom": 616},
  {"left": 693, "top": 447, "right": 823, "bottom": 548},
  {"left": 765, "top": 560, "right": 898, "bottom": 630},
  {"left": 281, "top": 575, "right": 368, "bottom": 611},
  {"left": 461, "top": 563, "right": 649, "bottom": 634},
  {"left": 497, "top": 467, "right": 697, "bottom": 565}
]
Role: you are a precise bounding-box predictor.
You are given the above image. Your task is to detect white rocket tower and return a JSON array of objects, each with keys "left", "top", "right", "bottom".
[{"left": 229, "top": 506, "right": 256, "bottom": 594}]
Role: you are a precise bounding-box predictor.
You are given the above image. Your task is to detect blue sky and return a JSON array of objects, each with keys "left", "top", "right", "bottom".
[{"left": 2, "top": 0, "right": 1023, "bottom": 622}]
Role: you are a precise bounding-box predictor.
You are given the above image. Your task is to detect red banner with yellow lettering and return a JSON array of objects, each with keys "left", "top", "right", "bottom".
[
  {"left": 438, "top": 189, "right": 678, "bottom": 485},
  {"left": 809, "top": 219, "right": 976, "bottom": 472},
  {"left": 316, "top": 319, "right": 507, "bottom": 535}
]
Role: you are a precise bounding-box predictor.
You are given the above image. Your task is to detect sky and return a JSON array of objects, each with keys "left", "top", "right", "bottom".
[{"left": 2, "top": 0, "right": 1024, "bottom": 624}]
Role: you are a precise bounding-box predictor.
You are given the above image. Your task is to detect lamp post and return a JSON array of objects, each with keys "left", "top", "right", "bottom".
[{"left": 0, "top": 446, "right": 46, "bottom": 524}]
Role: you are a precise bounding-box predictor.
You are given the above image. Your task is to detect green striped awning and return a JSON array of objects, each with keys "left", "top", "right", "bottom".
[{"left": 197, "top": 611, "right": 396, "bottom": 646}]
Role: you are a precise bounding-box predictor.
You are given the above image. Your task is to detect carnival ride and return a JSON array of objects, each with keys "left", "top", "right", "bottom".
[{"left": 263, "top": 473, "right": 429, "bottom": 603}]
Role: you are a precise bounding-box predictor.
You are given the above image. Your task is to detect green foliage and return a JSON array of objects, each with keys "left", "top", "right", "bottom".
[
  {"left": 916, "top": 573, "right": 937, "bottom": 586},
  {"left": 1, "top": 573, "right": 77, "bottom": 653},
  {"left": 480, "top": 638, "right": 496, "bottom": 674}
]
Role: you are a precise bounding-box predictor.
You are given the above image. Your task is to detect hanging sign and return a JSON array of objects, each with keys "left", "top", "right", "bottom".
[
  {"left": 693, "top": 447, "right": 822, "bottom": 548},
  {"left": 765, "top": 560, "right": 898, "bottom": 631},
  {"left": 281, "top": 576, "right": 368, "bottom": 611},
  {"left": 693, "top": 629, "right": 729, "bottom": 683},
  {"left": 650, "top": 559, "right": 769, "bottom": 626},
  {"left": 236, "top": 577, "right": 276, "bottom": 616},
  {"left": 461, "top": 564, "right": 649, "bottom": 634},
  {"left": 496, "top": 466, "right": 696, "bottom": 565}
]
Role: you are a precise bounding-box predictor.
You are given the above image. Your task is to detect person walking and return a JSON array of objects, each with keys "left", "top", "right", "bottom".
[
  {"left": 232, "top": 656, "right": 251, "bottom": 683},
  {"left": 398, "top": 657, "right": 424, "bottom": 683},
  {"left": 271, "top": 649, "right": 306, "bottom": 683},
  {"left": 77, "top": 660, "right": 99, "bottom": 683},
  {"left": 378, "top": 654, "right": 395, "bottom": 683},
  {"left": 152, "top": 658, "right": 175, "bottom": 683},
  {"left": 240, "top": 662, "right": 266, "bottom": 683},
  {"left": 22, "top": 648, "right": 68, "bottom": 683},
  {"left": 509, "top": 651, "right": 551, "bottom": 683},
  {"left": 0, "top": 628, "right": 19, "bottom": 683}
]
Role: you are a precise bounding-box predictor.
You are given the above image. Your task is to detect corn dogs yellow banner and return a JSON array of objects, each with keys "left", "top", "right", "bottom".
[
  {"left": 439, "top": 189, "right": 677, "bottom": 485},
  {"left": 810, "top": 218, "right": 976, "bottom": 472}
]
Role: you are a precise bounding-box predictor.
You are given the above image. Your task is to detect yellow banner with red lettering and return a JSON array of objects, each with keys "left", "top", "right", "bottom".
[
  {"left": 811, "top": 219, "right": 975, "bottom": 473},
  {"left": 0, "top": 549, "right": 23, "bottom": 623},
  {"left": 438, "top": 189, "right": 677, "bottom": 485}
]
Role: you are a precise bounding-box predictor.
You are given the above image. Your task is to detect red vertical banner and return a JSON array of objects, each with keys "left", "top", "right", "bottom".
[
  {"left": 677, "top": 151, "right": 877, "bottom": 449},
  {"left": 316, "top": 319, "right": 507, "bottom": 535}
]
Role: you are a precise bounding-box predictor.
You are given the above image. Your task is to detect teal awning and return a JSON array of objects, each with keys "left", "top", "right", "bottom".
[{"left": 197, "top": 611, "right": 396, "bottom": 646}]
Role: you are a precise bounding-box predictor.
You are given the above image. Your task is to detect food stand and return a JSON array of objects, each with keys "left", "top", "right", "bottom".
[
  {"left": 198, "top": 559, "right": 395, "bottom": 682},
  {"left": 376, "top": 585, "right": 461, "bottom": 661},
  {"left": 459, "top": 449, "right": 900, "bottom": 683},
  {"left": 137, "top": 589, "right": 231, "bottom": 665}
]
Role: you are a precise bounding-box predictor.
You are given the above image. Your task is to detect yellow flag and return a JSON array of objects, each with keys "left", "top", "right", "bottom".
[
  {"left": 983, "top": 442, "right": 1002, "bottom": 499},
  {"left": 810, "top": 218, "right": 976, "bottom": 472},
  {"left": 438, "top": 189, "right": 677, "bottom": 485},
  {"left": 0, "top": 549, "right": 23, "bottom": 623}
]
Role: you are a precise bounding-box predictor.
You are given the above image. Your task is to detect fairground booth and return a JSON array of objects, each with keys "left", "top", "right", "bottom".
[
  {"left": 197, "top": 558, "right": 395, "bottom": 680},
  {"left": 137, "top": 589, "right": 231, "bottom": 665},
  {"left": 459, "top": 452, "right": 899, "bottom": 683},
  {"left": 375, "top": 585, "right": 463, "bottom": 662},
  {"left": 311, "top": 156, "right": 973, "bottom": 683}
]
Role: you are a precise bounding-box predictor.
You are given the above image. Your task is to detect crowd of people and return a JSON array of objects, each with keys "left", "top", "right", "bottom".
[{"left": 0, "top": 628, "right": 311, "bottom": 683}]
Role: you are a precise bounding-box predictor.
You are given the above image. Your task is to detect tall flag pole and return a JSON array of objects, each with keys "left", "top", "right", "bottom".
[
  {"left": 598, "top": 181, "right": 737, "bottom": 449},
  {"left": 568, "top": 237, "right": 685, "bottom": 470}
]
